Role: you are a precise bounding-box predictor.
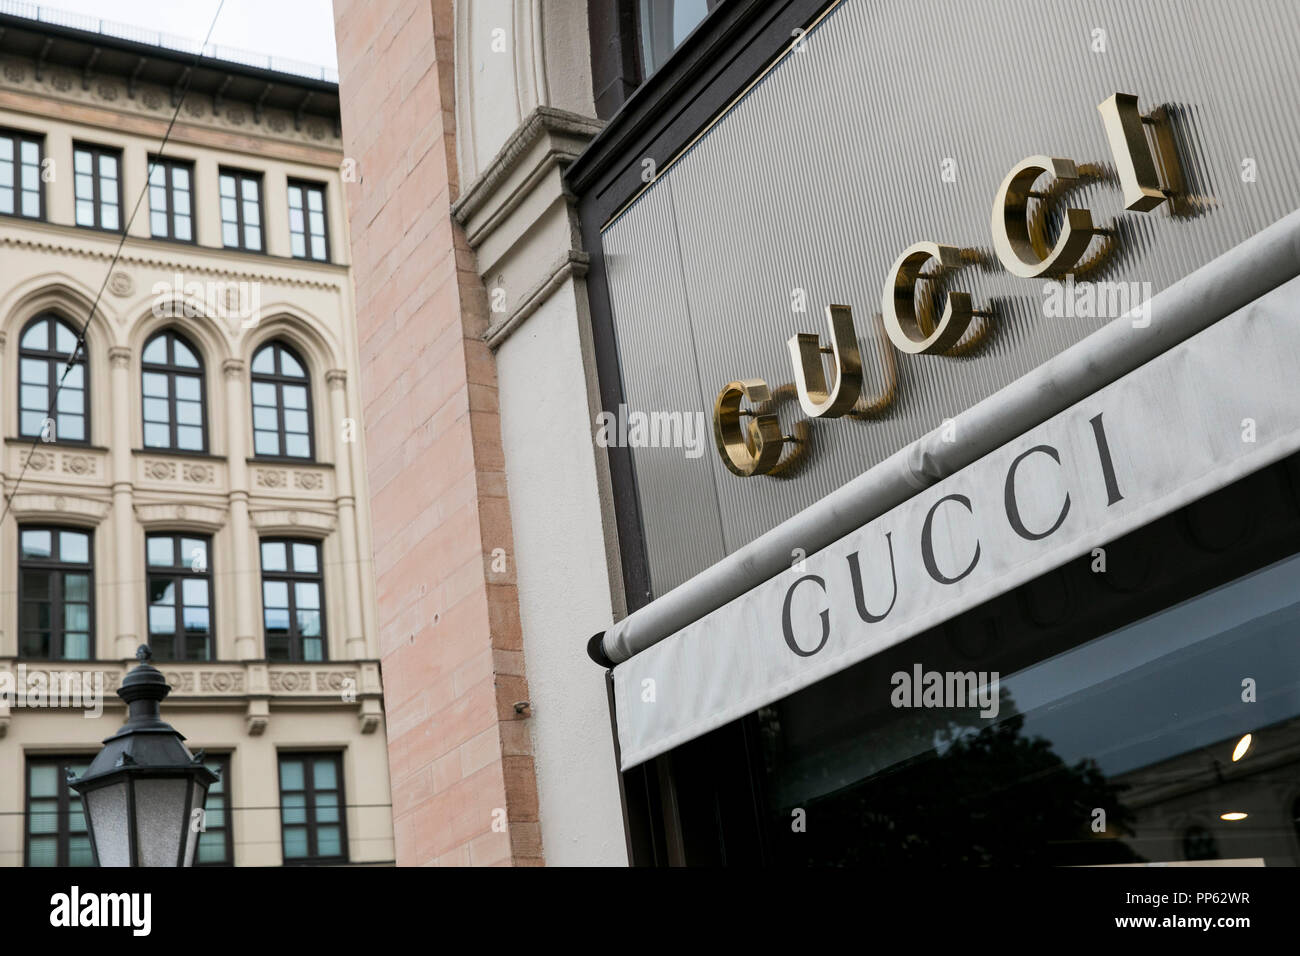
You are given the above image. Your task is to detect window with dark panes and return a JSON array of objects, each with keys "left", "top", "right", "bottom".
[
  {"left": 288, "top": 180, "right": 329, "bottom": 261},
  {"left": 146, "top": 533, "right": 213, "bottom": 661},
  {"left": 0, "top": 128, "right": 43, "bottom": 219},
  {"left": 250, "top": 341, "right": 314, "bottom": 459},
  {"left": 148, "top": 157, "right": 195, "bottom": 241},
  {"left": 260, "top": 539, "right": 325, "bottom": 661},
  {"left": 142, "top": 330, "right": 207, "bottom": 452},
  {"left": 588, "top": 0, "right": 722, "bottom": 118},
  {"left": 26, "top": 757, "right": 94, "bottom": 866},
  {"left": 219, "top": 169, "right": 263, "bottom": 251},
  {"left": 73, "top": 143, "right": 122, "bottom": 231},
  {"left": 196, "top": 755, "right": 233, "bottom": 865},
  {"left": 18, "top": 314, "right": 87, "bottom": 443},
  {"left": 278, "top": 753, "right": 347, "bottom": 863},
  {"left": 19, "top": 527, "right": 93, "bottom": 660}
]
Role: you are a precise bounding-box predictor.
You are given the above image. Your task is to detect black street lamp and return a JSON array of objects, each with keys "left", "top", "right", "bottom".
[{"left": 69, "top": 645, "right": 219, "bottom": 866}]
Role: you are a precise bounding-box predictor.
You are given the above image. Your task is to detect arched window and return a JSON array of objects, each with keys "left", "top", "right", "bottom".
[
  {"left": 142, "top": 330, "right": 207, "bottom": 452},
  {"left": 18, "top": 314, "right": 88, "bottom": 443},
  {"left": 250, "top": 341, "right": 313, "bottom": 460}
]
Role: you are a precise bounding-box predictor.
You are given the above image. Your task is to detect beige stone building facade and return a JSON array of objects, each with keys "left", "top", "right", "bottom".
[{"left": 0, "top": 12, "right": 393, "bottom": 865}]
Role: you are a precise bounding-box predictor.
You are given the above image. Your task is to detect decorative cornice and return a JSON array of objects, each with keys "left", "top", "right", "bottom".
[
  {"left": 0, "top": 229, "right": 346, "bottom": 290},
  {"left": 451, "top": 106, "right": 605, "bottom": 228},
  {"left": 249, "top": 508, "right": 335, "bottom": 535},
  {"left": 7, "top": 492, "right": 111, "bottom": 524},
  {"left": 0, "top": 51, "right": 339, "bottom": 149},
  {"left": 133, "top": 501, "right": 228, "bottom": 530},
  {"left": 484, "top": 249, "right": 590, "bottom": 350}
]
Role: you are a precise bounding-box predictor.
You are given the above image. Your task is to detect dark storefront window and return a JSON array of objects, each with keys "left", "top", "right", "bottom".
[{"left": 637, "top": 455, "right": 1300, "bottom": 866}]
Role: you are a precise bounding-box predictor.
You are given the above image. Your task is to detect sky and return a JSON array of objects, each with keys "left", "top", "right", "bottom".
[{"left": 26, "top": 0, "right": 339, "bottom": 70}]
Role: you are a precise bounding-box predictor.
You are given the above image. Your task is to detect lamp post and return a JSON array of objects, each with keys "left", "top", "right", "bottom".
[{"left": 69, "top": 645, "right": 219, "bottom": 866}]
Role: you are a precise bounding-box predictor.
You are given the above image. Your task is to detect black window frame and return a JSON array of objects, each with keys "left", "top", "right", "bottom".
[
  {"left": 195, "top": 754, "right": 234, "bottom": 866},
  {"left": 250, "top": 341, "right": 315, "bottom": 461},
  {"left": 0, "top": 126, "right": 45, "bottom": 221},
  {"left": 218, "top": 167, "right": 265, "bottom": 253},
  {"left": 259, "top": 538, "right": 327, "bottom": 662},
  {"left": 25, "top": 755, "right": 95, "bottom": 867},
  {"left": 147, "top": 156, "right": 197, "bottom": 243},
  {"left": 17, "top": 313, "right": 90, "bottom": 446},
  {"left": 287, "top": 179, "right": 331, "bottom": 262},
  {"left": 277, "top": 751, "right": 348, "bottom": 865},
  {"left": 72, "top": 141, "right": 124, "bottom": 233},
  {"left": 141, "top": 329, "right": 209, "bottom": 453},
  {"left": 18, "top": 525, "right": 95, "bottom": 661},
  {"left": 145, "top": 532, "right": 214, "bottom": 661}
]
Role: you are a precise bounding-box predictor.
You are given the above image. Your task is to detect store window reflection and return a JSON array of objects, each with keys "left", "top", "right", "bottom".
[
  {"left": 757, "top": 547, "right": 1300, "bottom": 866},
  {"left": 638, "top": 0, "right": 711, "bottom": 75}
]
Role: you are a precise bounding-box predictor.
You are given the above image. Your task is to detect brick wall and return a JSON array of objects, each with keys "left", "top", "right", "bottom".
[{"left": 331, "top": 0, "right": 542, "bottom": 866}]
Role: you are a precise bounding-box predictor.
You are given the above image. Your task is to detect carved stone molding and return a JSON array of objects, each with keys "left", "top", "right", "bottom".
[
  {"left": 7, "top": 493, "right": 110, "bottom": 524},
  {"left": 222, "top": 358, "right": 245, "bottom": 380},
  {"left": 108, "top": 346, "right": 132, "bottom": 368},
  {"left": 255, "top": 468, "right": 287, "bottom": 489},
  {"left": 325, "top": 368, "right": 347, "bottom": 389},
  {"left": 108, "top": 272, "right": 135, "bottom": 297},
  {"left": 182, "top": 462, "right": 216, "bottom": 484},
  {"left": 0, "top": 53, "right": 341, "bottom": 149},
  {"left": 134, "top": 501, "right": 228, "bottom": 531},
  {"left": 294, "top": 471, "right": 324, "bottom": 491},
  {"left": 250, "top": 508, "right": 335, "bottom": 535}
]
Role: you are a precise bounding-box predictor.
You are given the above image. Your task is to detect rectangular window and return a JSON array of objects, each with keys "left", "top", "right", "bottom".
[
  {"left": 148, "top": 157, "right": 195, "bottom": 241},
  {"left": 19, "top": 527, "right": 93, "bottom": 660},
  {"left": 196, "top": 755, "right": 233, "bottom": 866},
  {"left": 73, "top": 143, "right": 122, "bottom": 231},
  {"left": 287, "top": 180, "right": 329, "bottom": 261},
  {"left": 26, "top": 756, "right": 94, "bottom": 866},
  {"left": 260, "top": 539, "right": 325, "bottom": 661},
  {"left": 219, "top": 169, "right": 263, "bottom": 251},
  {"left": 146, "top": 533, "right": 213, "bottom": 660},
  {"left": 278, "top": 753, "right": 347, "bottom": 864},
  {"left": 0, "top": 128, "right": 43, "bottom": 219}
]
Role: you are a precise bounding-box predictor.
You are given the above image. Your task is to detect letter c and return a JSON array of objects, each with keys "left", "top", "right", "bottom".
[
  {"left": 921, "top": 494, "right": 980, "bottom": 585},
  {"left": 782, "top": 574, "right": 830, "bottom": 657},
  {"left": 1005, "top": 444, "right": 1071, "bottom": 541}
]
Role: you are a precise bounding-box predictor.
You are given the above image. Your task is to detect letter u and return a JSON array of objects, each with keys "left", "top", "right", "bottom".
[{"left": 846, "top": 531, "right": 898, "bottom": 623}]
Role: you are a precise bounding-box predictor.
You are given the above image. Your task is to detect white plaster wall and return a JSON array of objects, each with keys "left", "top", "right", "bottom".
[{"left": 495, "top": 281, "right": 626, "bottom": 865}]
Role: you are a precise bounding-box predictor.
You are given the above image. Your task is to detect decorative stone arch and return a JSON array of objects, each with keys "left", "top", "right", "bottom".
[
  {"left": 0, "top": 277, "right": 118, "bottom": 446},
  {"left": 242, "top": 308, "right": 345, "bottom": 465},
  {"left": 128, "top": 301, "right": 235, "bottom": 456}
]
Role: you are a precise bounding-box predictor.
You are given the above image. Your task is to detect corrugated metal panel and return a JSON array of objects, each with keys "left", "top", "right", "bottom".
[{"left": 602, "top": 0, "right": 1300, "bottom": 596}]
